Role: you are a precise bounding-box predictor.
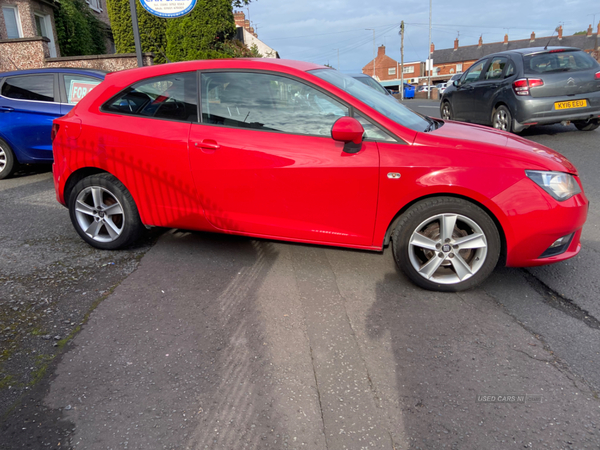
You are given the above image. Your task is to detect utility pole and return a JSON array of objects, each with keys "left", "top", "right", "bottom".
[
  {"left": 400, "top": 21, "right": 405, "bottom": 100},
  {"left": 427, "top": 0, "right": 432, "bottom": 99},
  {"left": 337, "top": 48, "right": 340, "bottom": 70},
  {"left": 128, "top": 0, "right": 143, "bottom": 67},
  {"left": 366, "top": 28, "right": 375, "bottom": 77}
]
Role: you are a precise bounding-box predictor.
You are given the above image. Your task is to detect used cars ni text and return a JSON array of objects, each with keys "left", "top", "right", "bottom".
[
  {"left": 440, "top": 47, "right": 600, "bottom": 133},
  {"left": 52, "top": 59, "right": 588, "bottom": 291},
  {"left": 0, "top": 68, "right": 105, "bottom": 179}
]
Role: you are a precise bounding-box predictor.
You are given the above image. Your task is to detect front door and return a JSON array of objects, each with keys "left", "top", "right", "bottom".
[{"left": 189, "top": 71, "right": 380, "bottom": 247}]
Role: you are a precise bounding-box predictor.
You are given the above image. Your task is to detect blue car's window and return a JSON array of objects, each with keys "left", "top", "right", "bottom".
[
  {"left": 1, "top": 75, "right": 54, "bottom": 102},
  {"left": 63, "top": 75, "right": 102, "bottom": 105},
  {"left": 310, "top": 69, "right": 429, "bottom": 132},
  {"left": 103, "top": 72, "right": 198, "bottom": 122}
]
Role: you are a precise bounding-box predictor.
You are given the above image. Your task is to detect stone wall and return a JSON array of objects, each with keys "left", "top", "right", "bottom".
[
  {"left": 0, "top": 37, "right": 153, "bottom": 72},
  {"left": 45, "top": 53, "right": 154, "bottom": 71},
  {"left": 0, "top": 36, "right": 49, "bottom": 71}
]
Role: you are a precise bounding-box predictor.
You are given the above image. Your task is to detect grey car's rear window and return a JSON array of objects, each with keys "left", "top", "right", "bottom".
[{"left": 524, "top": 50, "right": 599, "bottom": 74}]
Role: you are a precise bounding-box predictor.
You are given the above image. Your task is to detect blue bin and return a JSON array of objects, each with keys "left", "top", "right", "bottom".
[{"left": 403, "top": 84, "right": 415, "bottom": 99}]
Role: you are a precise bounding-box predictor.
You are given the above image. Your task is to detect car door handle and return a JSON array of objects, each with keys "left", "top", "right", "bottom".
[
  {"left": 0, "top": 106, "right": 14, "bottom": 112},
  {"left": 193, "top": 140, "right": 221, "bottom": 151}
]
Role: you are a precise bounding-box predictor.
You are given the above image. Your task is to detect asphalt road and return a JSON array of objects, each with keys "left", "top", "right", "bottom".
[{"left": 1, "top": 112, "right": 599, "bottom": 449}]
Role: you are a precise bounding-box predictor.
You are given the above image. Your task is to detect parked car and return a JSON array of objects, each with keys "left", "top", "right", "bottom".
[
  {"left": 417, "top": 85, "right": 434, "bottom": 93},
  {"left": 436, "top": 82, "right": 448, "bottom": 94},
  {"left": 0, "top": 68, "right": 105, "bottom": 179},
  {"left": 440, "top": 47, "right": 600, "bottom": 132},
  {"left": 52, "top": 59, "right": 588, "bottom": 292},
  {"left": 349, "top": 73, "right": 394, "bottom": 98}
]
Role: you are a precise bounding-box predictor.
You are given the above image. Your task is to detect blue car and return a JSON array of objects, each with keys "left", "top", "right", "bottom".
[{"left": 0, "top": 68, "right": 105, "bottom": 179}]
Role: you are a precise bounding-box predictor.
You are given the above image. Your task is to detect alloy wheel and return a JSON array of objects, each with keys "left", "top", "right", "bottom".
[
  {"left": 74, "top": 186, "right": 125, "bottom": 243},
  {"left": 407, "top": 213, "right": 488, "bottom": 285}
]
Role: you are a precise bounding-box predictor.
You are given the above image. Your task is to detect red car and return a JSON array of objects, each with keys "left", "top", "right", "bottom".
[{"left": 52, "top": 59, "right": 588, "bottom": 292}]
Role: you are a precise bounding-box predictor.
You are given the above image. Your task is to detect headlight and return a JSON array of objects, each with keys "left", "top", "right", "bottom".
[{"left": 525, "top": 170, "right": 581, "bottom": 201}]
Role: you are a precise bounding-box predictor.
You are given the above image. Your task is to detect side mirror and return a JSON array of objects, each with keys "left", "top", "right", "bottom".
[
  {"left": 331, "top": 117, "right": 364, "bottom": 154},
  {"left": 453, "top": 80, "right": 459, "bottom": 87}
]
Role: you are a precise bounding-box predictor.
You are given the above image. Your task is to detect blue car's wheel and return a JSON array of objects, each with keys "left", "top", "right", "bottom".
[{"left": 0, "top": 138, "right": 18, "bottom": 180}]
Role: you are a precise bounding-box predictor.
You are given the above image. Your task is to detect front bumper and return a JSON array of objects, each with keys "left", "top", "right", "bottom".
[{"left": 490, "top": 177, "right": 588, "bottom": 267}]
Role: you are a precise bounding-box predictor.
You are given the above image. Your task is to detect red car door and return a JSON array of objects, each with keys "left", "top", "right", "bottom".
[{"left": 189, "top": 71, "right": 380, "bottom": 247}]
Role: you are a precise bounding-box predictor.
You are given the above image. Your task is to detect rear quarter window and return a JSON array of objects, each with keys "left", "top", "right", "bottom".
[{"left": 524, "top": 51, "right": 599, "bottom": 74}]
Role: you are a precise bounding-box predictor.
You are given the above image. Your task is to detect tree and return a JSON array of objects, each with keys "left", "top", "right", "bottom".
[
  {"left": 573, "top": 30, "right": 587, "bottom": 35},
  {"left": 106, "top": 0, "right": 251, "bottom": 64},
  {"left": 165, "top": 0, "right": 236, "bottom": 62},
  {"left": 54, "top": 0, "right": 106, "bottom": 56},
  {"left": 106, "top": 0, "right": 168, "bottom": 64}
]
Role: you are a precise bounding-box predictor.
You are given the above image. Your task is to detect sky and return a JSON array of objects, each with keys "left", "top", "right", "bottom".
[{"left": 242, "top": 0, "right": 599, "bottom": 74}]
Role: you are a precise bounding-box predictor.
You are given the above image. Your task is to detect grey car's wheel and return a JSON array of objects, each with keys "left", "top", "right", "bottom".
[
  {"left": 573, "top": 119, "right": 600, "bottom": 131},
  {"left": 392, "top": 197, "right": 501, "bottom": 292},
  {"left": 492, "top": 105, "right": 512, "bottom": 132},
  {"left": 69, "top": 173, "right": 143, "bottom": 250},
  {"left": 0, "top": 138, "right": 18, "bottom": 180},
  {"left": 440, "top": 101, "right": 453, "bottom": 120}
]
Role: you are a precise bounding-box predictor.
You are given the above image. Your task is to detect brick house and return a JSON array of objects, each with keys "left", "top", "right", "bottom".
[
  {"left": 430, "top": 23, "right": 600, "bottom": 83},
  {"left": 233, "top": 10, "right": 278, "bottom": 58},
  {"left": 361, "top": 45, "right": 423, "bottom": 83}
]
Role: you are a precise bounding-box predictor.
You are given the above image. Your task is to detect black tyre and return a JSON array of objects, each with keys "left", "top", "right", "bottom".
[
  {"left": 392, "top": 197, "right": 501, "bottom": 292},
  {"left": 491, "top": 105, "right": 512, "bottom": 132},
  {"left": 0, "top": 138, "right": 18, "bottom": 180},
  {"left": 68, "top": 174, "right": 144, "bottom": 250},
  {"left": 573, "top": 119, "right": 600, "bottom": 131},
  {"left": 440, "top": 101, "right": 453, "bottom": 120}
]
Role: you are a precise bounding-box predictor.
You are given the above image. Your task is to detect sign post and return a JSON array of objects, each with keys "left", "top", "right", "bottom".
[
  {"left": 129, "top": 0, "right": 143, "bottom": 67},
  {"left": 130, "top": 0, "right": 198, "bottom": 67}
]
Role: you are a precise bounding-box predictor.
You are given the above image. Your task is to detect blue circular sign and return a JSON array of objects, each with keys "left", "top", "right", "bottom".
[{"left": 139, "top": 0, "right": 197, "bottom": 19}]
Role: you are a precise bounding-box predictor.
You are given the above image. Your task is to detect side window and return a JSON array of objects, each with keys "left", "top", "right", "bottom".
[
  {"left": 103, "top": 72, "right": 198, "bottom": 122},
  {"left": 63, "top": 75, "right": 102, "bottom": 104},
  {"left": 201, "top": 72, "right": 349, "bottom": 137},
  {"left": 1, "top": 75, "right": 54, "bottom": 102},
  {"left": 504, "top": 61, "right": 515, "bottom": 78},
  {"left": 485, "top": 57, "right": 507, "bottom": 80},
  {"left": 355, "top": 114, "right": 396, "bottom": 142},
  {"left": 461, "top": 60, "right": 486, "bottom": 84}
]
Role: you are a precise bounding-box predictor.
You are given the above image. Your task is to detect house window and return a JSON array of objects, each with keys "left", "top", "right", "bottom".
[
  {"left": 2, "top": 6, "right": 23, "bottom": 39},
  {"left": 388, "top": 67, "right": 396, "bottom": 75},
  {"left": 456, "top": 63, "right": 463, "bottom": 72},
  {"left": 34, "top": 13, "right": 57, "bottom": 57},
  {"left": 403, "top": 66, "right": 414, "bottom": 74},
  {"left": 86, "top": 0, "right": 102, "bottom": 13}
]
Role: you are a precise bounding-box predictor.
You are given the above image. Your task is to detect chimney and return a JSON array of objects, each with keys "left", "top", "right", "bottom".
[
  {"left": 587, "top": 24, "right": 593, "bottom": 37},
  {"left": 478, "top": 36, "right": 483, "bottom": 47},
  {"left": 558, "top": 25, "right": 563, "bottom": 40},
  {"left": 530, "top": 31, "right": 535, "bottom": 42},
  {"left": 377, "top": 45, "right": 386, "bottom": 57},
  {"left": 597, "top": 22, "right": 600, "bottom": 35},
  {"left": 233, "top": 11, "right": 245, "bottom": 28},
  {"left": 244, "top": 19, "right": 251, "bottom": 31},
  {"left": 454, "top": 38, "right": 459, "bottom": 50},
  {"left": 430, "top": 42, "right": 435, "bottom": 54},
  {"left": 503, "top": 34, "right": 508, "bottom": 44}
]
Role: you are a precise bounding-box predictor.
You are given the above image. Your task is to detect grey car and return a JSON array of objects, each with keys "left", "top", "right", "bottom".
[{"left": 439, "top": 47, "right": 600, "bottom": 132}]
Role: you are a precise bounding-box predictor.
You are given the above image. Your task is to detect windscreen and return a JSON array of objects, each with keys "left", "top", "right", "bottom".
[
  {"left": 524, "top": 50, "right": 600, "bottom": 74},
  {"left": 310, "top": 69, "right": 431, "bottom": 132}
]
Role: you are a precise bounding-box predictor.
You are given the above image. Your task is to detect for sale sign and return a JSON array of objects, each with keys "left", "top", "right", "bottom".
[
  {"left": 68, "top": 80, "right": 101, "bottom": 104},
  {"left": 139, "top": 0, "right": 197, "bottom": 18}
]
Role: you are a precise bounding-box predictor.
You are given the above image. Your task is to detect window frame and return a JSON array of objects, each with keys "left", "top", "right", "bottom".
[
  {"left": 198, "top": 68, "right": 402, "bottom": 144},
  {"left": 100, "top": 71, "right": 200, "bottom": 123},
  {"left": 86, "top": 0, "right": 103, "bottom": 13},
  {"left": 0, "top": 73, "right": 58, "bottom": 103},
  {"left": 2, "top": 5, "right": 23, "bottom": 39}
]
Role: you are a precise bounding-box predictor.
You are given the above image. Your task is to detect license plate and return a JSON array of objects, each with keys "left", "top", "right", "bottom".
[{"left": 554, "top": 100, "right": 588, "bottom": 110}]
